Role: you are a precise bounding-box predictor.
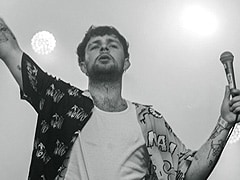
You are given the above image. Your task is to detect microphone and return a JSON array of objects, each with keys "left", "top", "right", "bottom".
[{"left": 220, "top": 51, "right": 236, "bottom": 95}]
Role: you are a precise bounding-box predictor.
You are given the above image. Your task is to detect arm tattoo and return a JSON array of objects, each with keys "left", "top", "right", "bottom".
[
  {"left": 0, "top": 25, "right": 8, "bottom": 43},
  {"left": 207, "top": 140, "right": 225, "bottom": 167},
  {"left": 17, "top": 65, "right": 22, "bottom": 71},
  {"left": 208, "top": 124, "right": 225, "bottom": 140},
  {"left": 207, "top": 122, "right": 228, "bottom": 167},
  {"left": 0, "top": 22, "right": 16, "bottom": 43}
]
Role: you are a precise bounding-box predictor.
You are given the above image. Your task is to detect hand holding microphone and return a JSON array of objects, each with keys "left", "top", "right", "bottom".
[{"left": 220, "top": 51, "right": 240, "bottom": 134}]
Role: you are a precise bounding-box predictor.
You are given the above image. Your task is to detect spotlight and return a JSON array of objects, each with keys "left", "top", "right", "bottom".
[
  {"left": 31, "top": 31, "right": 56, "bottom": 55},
  {"left": 180, "top": 5, "right": 218, "bottom": 36}
]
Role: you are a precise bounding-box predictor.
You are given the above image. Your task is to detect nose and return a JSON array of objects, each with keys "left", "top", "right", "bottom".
[{"left": 100, "top": 45, "right": 109, "bottom": 53}]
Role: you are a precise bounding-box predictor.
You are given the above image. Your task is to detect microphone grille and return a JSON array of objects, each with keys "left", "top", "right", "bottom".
[{"left": 220, "top": 51, "right": 234, "bottom": 63}]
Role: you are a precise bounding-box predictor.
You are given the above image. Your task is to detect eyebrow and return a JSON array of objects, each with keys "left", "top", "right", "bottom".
[{"left": 88, "top": 37, "right": 121, "bottom": 47}]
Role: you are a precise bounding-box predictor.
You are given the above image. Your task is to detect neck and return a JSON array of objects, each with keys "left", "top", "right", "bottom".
[{"left": 88, "top": 79, "right": 127, "bottom": 112}]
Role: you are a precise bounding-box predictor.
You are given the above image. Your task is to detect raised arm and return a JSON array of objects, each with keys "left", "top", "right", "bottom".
[
  {"left": 185, "top": 86, "right": 240, "bottom": 180},
  {"left": 0, "top": 18, "right": 23, "bottom": 90}
]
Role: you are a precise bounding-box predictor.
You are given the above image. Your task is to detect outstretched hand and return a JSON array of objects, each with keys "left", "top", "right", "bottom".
[{"left": 221, "top": 86, "right": 240, "bottom": 124}]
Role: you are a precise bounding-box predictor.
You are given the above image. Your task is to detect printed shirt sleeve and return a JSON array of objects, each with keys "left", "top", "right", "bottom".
[
  {"left": 20, "top": 53, "right": 91, "bottom": 114},
  {"left": 20, "top": 52, "right": 93, "bottom": 116},
  {"left": 163, "top": 119, "right": 197, "bottom": 178},
  {"left": 20, "top": 53, "right": 64, "bottom": 112},
  {"left": 135, "top": 104, "right": 196, "bottom": 179}
]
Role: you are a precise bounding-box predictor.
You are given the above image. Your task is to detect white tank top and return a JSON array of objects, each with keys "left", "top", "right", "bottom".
[{"left": 65, "top": 101, "right": 149, "bottom": 180}]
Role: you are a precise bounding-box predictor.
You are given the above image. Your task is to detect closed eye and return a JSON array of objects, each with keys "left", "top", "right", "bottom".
[
  {"left": 89, "top": 45, "right": 100, "bottom": 50},
  {"left": 109, "top": 43, "right": 119, "bottom": 49}
]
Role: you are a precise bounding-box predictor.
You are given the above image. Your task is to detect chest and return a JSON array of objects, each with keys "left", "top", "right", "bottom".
[{"left": 80, "top": 105, "right": 145, "bottom": 150}]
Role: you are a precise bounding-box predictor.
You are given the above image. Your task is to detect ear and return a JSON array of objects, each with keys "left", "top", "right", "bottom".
[
  {"left": 79, "top": 61, "right": 88, "bottom": 75},
  {"left": 123, "top": 58, "right": 130, "bottom": 71}
]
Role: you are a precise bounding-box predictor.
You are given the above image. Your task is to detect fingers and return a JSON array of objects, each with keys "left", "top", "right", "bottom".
[
  {"left": 231, "top": 88, "right": 240, "bottom": 97},
  {"left": 229, "top": 91, "right": 240, "bottom": 113},
  {"left": 230, "top": 103, "right": 240, "bottom": 114}
]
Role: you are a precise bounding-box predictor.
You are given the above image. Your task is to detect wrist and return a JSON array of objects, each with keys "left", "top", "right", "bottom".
[{"left": 218, "top": 116, "right": 234, "bottom": 130}]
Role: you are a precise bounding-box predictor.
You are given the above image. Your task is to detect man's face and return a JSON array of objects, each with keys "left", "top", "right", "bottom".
[{"left": 80, "top": 34, "right": 130, "bottom": 81}]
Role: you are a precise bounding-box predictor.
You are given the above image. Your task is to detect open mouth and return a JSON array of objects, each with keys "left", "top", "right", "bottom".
[{"left": 97, "top": 54, "right": 113, "bottom": 62}]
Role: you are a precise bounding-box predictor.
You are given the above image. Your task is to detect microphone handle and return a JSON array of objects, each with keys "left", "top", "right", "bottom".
[{"left": 223, "top": 61, "right": 236, "bottom": 95}]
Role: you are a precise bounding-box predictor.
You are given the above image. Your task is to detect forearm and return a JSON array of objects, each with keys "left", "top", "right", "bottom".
[
  {"left": 0, "top": 18, "right": 24, "bottom": 89},
  {"left": 185, "top": 116, "right": 233, "bottom": 180},
  {"left": 3, "top": 49, "right": 23, "bottom": 89}
]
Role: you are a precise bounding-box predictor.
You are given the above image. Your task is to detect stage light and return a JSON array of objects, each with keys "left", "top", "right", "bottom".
[
  {"left": 31, "top": 31, "right": 56, "bottom": 55},
  {"left": 229, "top": 123, "right": 240, "bottom": 144},
  {"left": 180, "top": 5, "right": 218, "bottom": 36}
]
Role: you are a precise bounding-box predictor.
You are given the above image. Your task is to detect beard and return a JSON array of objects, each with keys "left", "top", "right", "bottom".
[{"left": 87, "top": 62, "right": 124, "bottom": 83}]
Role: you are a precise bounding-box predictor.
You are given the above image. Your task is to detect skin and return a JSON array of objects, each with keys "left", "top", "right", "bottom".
[
  {"left": 79, "top": 34, "right": 130, "bottom": 112},
  {"left": 0, "top": 17, "right": 240, "bottom": 179},
  {"left": 184, "top": 87, "right": 240, "bottom": 179},
  {"left": 0, "top": 18, "right": 23, "bottom": 89}
]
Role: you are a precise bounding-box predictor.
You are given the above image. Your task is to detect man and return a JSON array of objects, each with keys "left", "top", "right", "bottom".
[{"left": 1, "top": 18, "right": 240, "bottom": 180}]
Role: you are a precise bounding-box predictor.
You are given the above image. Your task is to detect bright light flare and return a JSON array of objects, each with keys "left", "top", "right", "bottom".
[
  {"left": 180, "top": 5, "right": 218, "bottom": 36},
  {"left": 31, "top": 31, "right": 56, "bottom": 55}
]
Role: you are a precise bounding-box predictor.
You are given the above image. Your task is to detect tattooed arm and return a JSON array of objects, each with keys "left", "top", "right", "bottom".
[
  {"left": 0, "top": 18, "right": 23, "bottom": 90},
  {"left": 184, "top": 86, "right": 240, "bottom": 180}
]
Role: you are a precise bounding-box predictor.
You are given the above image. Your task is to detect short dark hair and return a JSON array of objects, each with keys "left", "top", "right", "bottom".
[{"left": 77, "top": 25, "right": 129, "bottom": 63}]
